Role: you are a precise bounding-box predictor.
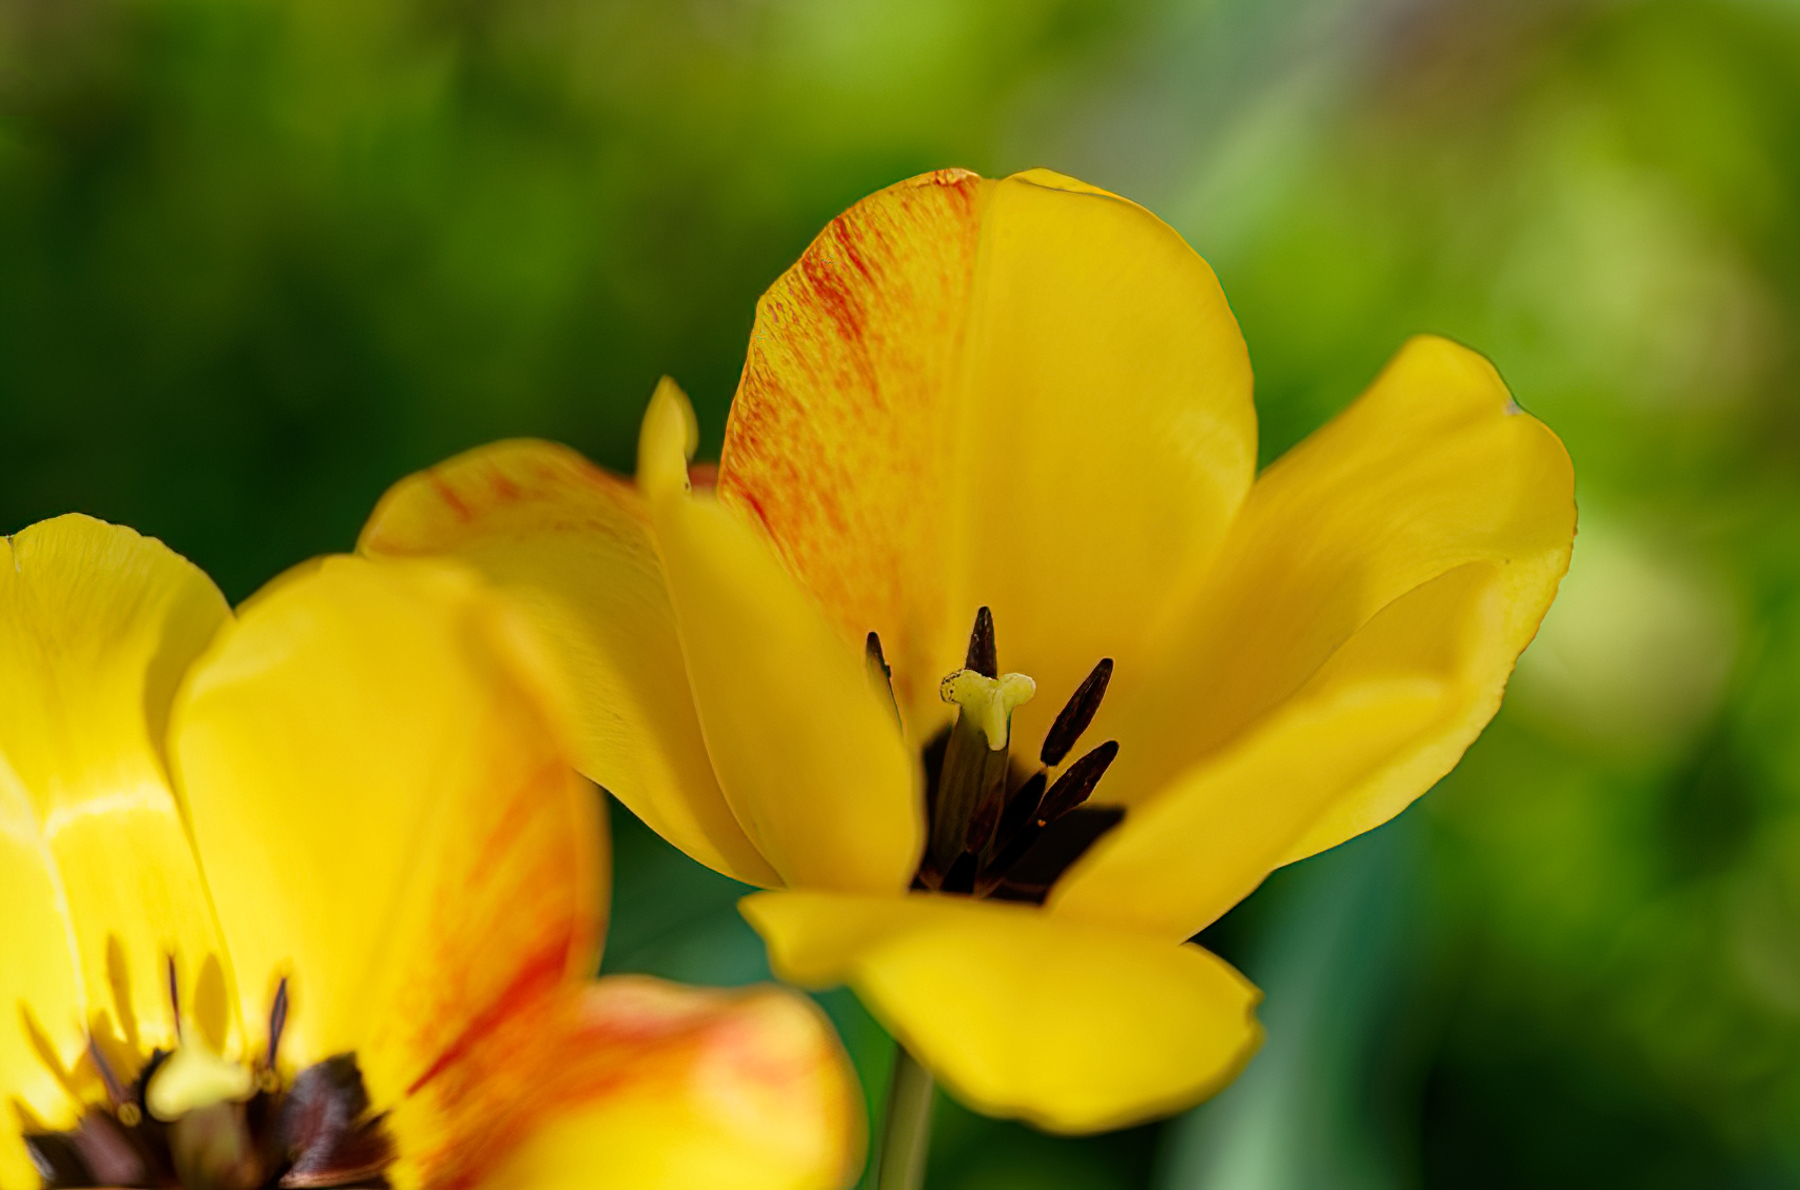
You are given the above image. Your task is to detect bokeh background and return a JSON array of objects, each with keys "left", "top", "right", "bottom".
[{"left": 4, "top": 0, "right": 1796, "bottom": 1185}]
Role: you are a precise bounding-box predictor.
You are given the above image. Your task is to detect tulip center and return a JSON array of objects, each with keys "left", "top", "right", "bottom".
[
  {"left": 869, "top": 607, "right": 1124, "bottom": 903},
  {"left": 24, "top": 962, "right": 394, "bottom": 1190}
]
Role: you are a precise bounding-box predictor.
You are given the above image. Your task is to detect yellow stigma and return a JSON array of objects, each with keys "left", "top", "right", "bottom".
[
  {"left": 144, "top": 1043, "right": 255, "bottom": 1122},
  {"left": 940, "top": 669, "right": 1036, "bottom": 750}
]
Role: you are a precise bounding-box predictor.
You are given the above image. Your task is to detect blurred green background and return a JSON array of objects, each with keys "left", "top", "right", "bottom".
[{"left": 4, "top": 0, "right": 1797, "bottom": 1185}]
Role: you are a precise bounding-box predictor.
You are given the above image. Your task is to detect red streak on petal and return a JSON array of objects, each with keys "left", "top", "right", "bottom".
[
  {"left": 406, "top": 941, "right": 571, "bottom": 1099},
  {"left": 428, "top": 471, "right": 474, "bottom": 523},
  {"left": 799, "top": 241, "right": 867, "bottom": 363},
  {"left": 830, "top": 218, "right": 875, "bottom": 286},
  {"left": 731, "top": 481, "right": 773, "bottom": 538},
  {"left": 489, "top": 470, "right": 522, "bottom": 503}
]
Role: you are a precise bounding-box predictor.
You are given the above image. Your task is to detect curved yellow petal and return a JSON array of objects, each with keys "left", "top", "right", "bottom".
[
  {"left": 1050, "top": 565, "right": 1494, "bottom": 938},
  {"left": 0, "top": 515, "right": 232, "bottom": 1188},
  {"left": 423, "top": 978, "right": 860, "bottom": 1190},
  {"left": 0, "top": 769, "right": 77, "bottom": 1190},
  {"left": 641, "top": 380, "right": 920, "bottom": 894},
  {"left": 169, "top": 556, "right": 602, "bottom": 1136},
  {"left": 1103, "top": 336, "right": 1575, "bottom": 855},
  {"left": 359, "top": 439, "right": 779, "bottom": 888},
  {"left": 717, "top": 169, "right": 1255, "bottom": 743},
  {"left": 741, "top": 890, "right": 1261, "bottom": 1134}
]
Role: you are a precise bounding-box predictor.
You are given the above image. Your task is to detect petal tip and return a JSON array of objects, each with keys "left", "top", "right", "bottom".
[
  {"left": 1005, "top": 168, "right": 1119, "bottom": 200},
  {"left": 639, "top": 378, "right": 699, "bottom": 498}
]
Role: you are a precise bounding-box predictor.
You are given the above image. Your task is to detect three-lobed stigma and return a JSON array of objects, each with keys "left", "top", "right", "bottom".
[
  {"left": 24, "top": 964, "right": 394, "bottom": 1190},
  {"left": 938, "top": 669, "right": 1037, "bottom": 752}
]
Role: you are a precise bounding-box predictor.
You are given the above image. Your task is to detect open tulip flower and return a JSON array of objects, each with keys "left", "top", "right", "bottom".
[
  {"left": 0, "top": 514, "right": 861, "bottom": 1190},
  {"left": 360, "top": 169, "right": 1575, "bottom": 1142}
]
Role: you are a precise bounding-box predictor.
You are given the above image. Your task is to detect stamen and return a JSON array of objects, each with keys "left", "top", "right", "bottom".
[
  {"left": 864, "top": 631, "right": 900, "bottom": 724},
  {"left": 26, "top": 1130, "right": 89, "bottom": 1186},
  {"left": 166, "top": 957, "right": 181, "bottom": 1042},
  {"left": 1040, "top": 658, "right": 1112, "bottom": 766},
  {"left": 989, "top": 806, "right": 1126, "bottom": 904},
  {"left": 268, "top": 978, "right": 290, "bottom": 1070},
  {"left": 279, "top": 1055, "right": 397, "bottom": 1188},
  {"left": 77, "top": 1114, "right": 147, "bottom": 1186},
  {"left": 1037, "top": 740, "right": 1119, "bottom": 823},
  {"left": 964, "top": 606, "right": 997, "bottom": 678},
  {"left": 994, "top": 771, "right": 1046, "bottom": 851},
  {"left": 85, "top": 1037, "right": 128, "bottom": 1110},
  {"left": 38, "top": 1115, "right": 144, "bottom": 1188}
]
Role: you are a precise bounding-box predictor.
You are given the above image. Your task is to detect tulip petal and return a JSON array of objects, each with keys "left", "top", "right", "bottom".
[
  {"left": 0, "top": 515, "right": 231, "bottom": 1187},
  {"left": 640, "top": 381, "right": 921, "bottom": 895},
  {"left": 1049, "top": 565, "right": 1490, "bottom": 938},
  {"left": 1101, "top": 336, "right": 1575, "bottom": 857},
  {"left": 359, "top": 439, "right": 779, "bottom": 888},
  {"left": 412, "top": 978, "right": 860, "bottom": 1190},
  {"left": 169, "top": 557, "right": 602, "bottom": 1131},
  {"left": 741, "top": 890, "right": 1261, "bottom": 1134},
  {"left": 718, "top": 169, "right": 1255, "bottom": 743}
]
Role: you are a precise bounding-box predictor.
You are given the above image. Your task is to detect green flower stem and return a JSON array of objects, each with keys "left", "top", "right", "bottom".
[{"left": 875, "top": 1045, "right": 935, "bottom": 1190}]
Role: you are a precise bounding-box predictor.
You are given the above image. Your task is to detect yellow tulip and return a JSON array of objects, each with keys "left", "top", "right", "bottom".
[
  {"left": 0, "top": 514, "right": 861, "bottom": 1190},
  {"left": 360, "top": 169, "right": 1576, "bottom": 1135}
]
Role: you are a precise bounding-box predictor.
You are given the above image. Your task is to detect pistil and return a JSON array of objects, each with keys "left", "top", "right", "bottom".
[{"left": 927, "top": 665, "right": 1036, "bottom": 884}]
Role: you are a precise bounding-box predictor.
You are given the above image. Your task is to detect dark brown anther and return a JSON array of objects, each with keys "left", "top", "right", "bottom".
[
  {"left": 1040, "top": 658, "right": 1113, "bottom": 767},
  {"left": 166, "top": 957, "right": 182, "bottom": 1041},
  {"left": 26, "top": 1112, "right": 151, "bottom": 1190},
  {"left": 865, "top": 631, "right": 901, "bottom": 725},
  {"left": 964, "top": 606, "right": 997, "bottom": 678},
  {"left": 994, "top": 771, "right": 1046, "bottom": 851},
  {"left": 1038, "top": 740, "right": 1119, "bottom": 822},
  {"left": 989, "top": 806, "right": 1126, "bottom": 904},
  {"left": 865, "top": 631, "right": 890, "bottom": 680},
  {"left": 278, "top": 1055, "right": 394, "bottom": 1188},
  {"left": 87, "top": 1036, "right": 129, "bottom": 1110},
  {"left": 25, "top": 1130, "right": 89, "bottom": 1187},
  {"left": 267, "top": 978, "right": 289, "bottom": 1069}
]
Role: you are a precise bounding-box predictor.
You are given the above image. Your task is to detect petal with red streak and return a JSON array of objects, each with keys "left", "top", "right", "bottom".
[
  {"left": 404, "top": 977, "right": 861, "bottom": 1190},
  {"left": 170, "top": 556, "right": 603, "bottom": 1135}
]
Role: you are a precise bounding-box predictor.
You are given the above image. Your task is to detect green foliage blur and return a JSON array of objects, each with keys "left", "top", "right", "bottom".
[{"left": 5, "top": 0, "right": 1798, "bottom": 1185}]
